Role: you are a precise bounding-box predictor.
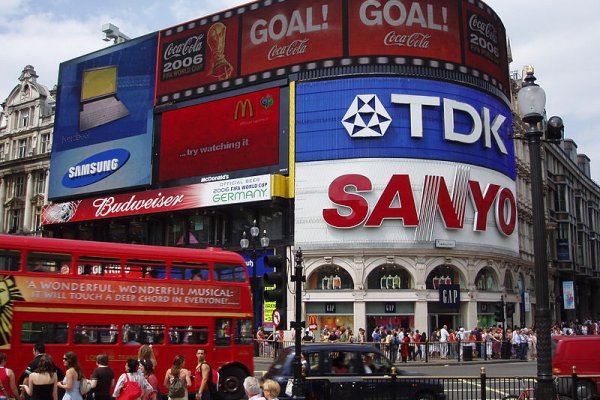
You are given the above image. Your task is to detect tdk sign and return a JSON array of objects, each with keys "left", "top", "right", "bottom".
[
  {"left": 342, "top": 94, "right": 392, "bottom": 137},
  {"left": 62, "top": 148, "right": 130, "bottom": 188},
  {"left": 296, "top": 77, "right": 515, "bottom": 179}
]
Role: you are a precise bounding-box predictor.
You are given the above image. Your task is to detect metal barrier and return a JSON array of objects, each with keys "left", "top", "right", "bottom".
[
  {"left": 255, "top": 340, "right": 521, "bottom": 363},
  {"left": 298, "top": 370, "right": 599, "bottom": 400}
]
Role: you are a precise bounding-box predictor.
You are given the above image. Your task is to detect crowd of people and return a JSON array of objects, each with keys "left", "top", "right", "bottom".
[
  {"left": 267, "top": 319, "right": 600, "bottom": 363},
  {"left": 0, "top": 344, "right": 215, "bottom": 400}
]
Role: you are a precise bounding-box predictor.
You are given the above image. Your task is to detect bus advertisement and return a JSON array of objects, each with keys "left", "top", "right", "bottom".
[{"left": 0, "top": 235, "right": 254, "bottom": 400}]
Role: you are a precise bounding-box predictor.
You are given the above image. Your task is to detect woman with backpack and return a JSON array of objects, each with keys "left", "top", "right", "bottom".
[
  {"left": 112, "top": 359, "right": 152, "bottom": 400},
  {"left": 163, "top": 356, "right": 191, "bottom": 400}
]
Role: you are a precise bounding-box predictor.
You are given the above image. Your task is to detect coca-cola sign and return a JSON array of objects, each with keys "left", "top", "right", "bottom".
[
  {"left": 348, "top": 0, "right": 462, "bottom": 63},
  {"left": 241, "top": 0, "right": 343, "bottom": 75},
  {"left": 466, "top": 11, "right": 500, "bottom": 64},
  {"left": 160, "top": 33, "right": 206, "bottom": 81}
]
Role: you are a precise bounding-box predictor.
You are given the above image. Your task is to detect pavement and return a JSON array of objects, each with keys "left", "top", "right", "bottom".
[{"left": 254, "top": 355, "right": 523, "bottom": 370}]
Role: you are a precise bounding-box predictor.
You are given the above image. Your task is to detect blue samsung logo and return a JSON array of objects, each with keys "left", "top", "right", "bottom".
[{"left": 62, "top": 148, "right": 130, "bottom": 188}]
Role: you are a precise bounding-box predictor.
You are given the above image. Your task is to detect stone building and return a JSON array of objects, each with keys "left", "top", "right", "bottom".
[{"left": 0, "top": 65, "right": 54, "bottom": 234}]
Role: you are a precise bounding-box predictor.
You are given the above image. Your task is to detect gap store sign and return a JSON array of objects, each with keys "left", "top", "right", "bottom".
[{"left": 295, "top": 77, "right": 514, "bottom": 180}]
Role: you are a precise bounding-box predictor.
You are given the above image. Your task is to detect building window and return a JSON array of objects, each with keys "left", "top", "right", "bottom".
[
  {"left": 40, "top": 133, "right": 51, "bottom": 153},
  {"left": 20, "top": 109, "right": 30, "bottom": 128},
  {"left": 35, "top": 171, "right": 45, "bottom": 194},
  {"left": 14, "top": 175, "right": 25, "bottom": 197},
  {"left": 16, "top": 138, "right": 28, "bottom": 158},
  {"left": 9, "top": 209, "right": 22, "bottom": 233},
  {"left": 0, "top": 144, "right": 4, "bottom": 161},
  {"left": 33, "top": 207, "right": 42, "bottom": 232}
]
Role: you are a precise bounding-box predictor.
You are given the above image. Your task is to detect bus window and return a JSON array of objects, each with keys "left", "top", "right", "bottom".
[
  {"left": 125, "top": 260, "right": 166, "bottom": 279},
  {"left": 0, "top": 249, "right": 20, "bottom": 271},
  {"left": 235, "top": 319, "right": 253, "bottom": 345},
  {"left": 215, "top": 319, "right": 232, "bottom": 346},
  {"left": 213, "top": 263, "right": 246, "bottom": 282},
  {"left": 123, "top": 324, "right": 165, "bottom": 345},
  {"left": 77, "top": 257, "right": 121, "bottom": 276},
  {"left": 74, "top": 324, "right": 118, "bottom": 344},
  {"left": 171, "top": 262, "right": 209, "bottom": 281},
  {"left": 27, "top": 252, "right": 71, "bottom": 273},
  {"left": 168, "top": 326, "right": 209, "bottom": 344},
  {"left": 21, "top": 322, "right": 68, "bottom": 344}
]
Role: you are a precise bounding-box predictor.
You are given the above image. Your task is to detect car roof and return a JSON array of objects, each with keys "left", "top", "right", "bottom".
[
  {"left": 284, "top": 343, "right": 385, "bottom": 353},
  {"left": 552, "top": 335, "right": 600, "bottom": 342}
]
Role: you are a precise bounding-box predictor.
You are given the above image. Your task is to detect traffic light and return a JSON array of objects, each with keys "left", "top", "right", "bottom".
[
  {"left": 494, "top": 301, "right": 505, "bottom": 322},
  {"left": 506, "top": 302, "right": 515, "bottom": 316},
  {"left": 263, "top": 255, "right": 286, "bottom": 303}
]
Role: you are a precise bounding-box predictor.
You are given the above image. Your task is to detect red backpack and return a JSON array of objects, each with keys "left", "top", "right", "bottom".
[{"left": 117, "top": 374, "right": 143, "bottom": 400}]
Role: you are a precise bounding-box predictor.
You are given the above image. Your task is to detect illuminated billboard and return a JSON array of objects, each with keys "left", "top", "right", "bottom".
[
  {"left": 295, "top": 77, "right": 514, "bottom": 179},
  {"left": 158, "top": 87, "right": 284, "bottom": 182},
  {"left": 156, "top": 0, "right": 509, "bottom": 106},
  {"left": 49, "top": 33, "right": 158, "bottom": 200}
]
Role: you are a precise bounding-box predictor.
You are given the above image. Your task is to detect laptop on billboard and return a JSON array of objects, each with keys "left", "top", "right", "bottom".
[{"left": 79, "top": 65, "right": 129, "bottom": 131}]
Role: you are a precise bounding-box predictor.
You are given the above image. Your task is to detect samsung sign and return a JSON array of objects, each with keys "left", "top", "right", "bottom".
[
  {"left": 295, "top": 77, "right": 514, "bottom": 179},
  {"left": 63, "top": 149, "right": 130, "bottom": 188}
]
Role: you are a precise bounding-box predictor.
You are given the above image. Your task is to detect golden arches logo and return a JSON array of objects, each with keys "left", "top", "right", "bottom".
[{"left": 234, "top": 99, "right": 254, "bottom": 120}]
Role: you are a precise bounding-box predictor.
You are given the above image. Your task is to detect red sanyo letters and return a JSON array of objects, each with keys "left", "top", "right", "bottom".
[{"left": 322, "top": 174, "right": 516, "bottom": 236}]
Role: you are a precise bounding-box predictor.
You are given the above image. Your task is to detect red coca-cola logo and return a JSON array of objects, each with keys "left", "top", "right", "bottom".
[
  {"left": 267, "top": 38, "right": 309, "bottom": 60},
  {"left": 384, "top": 31, "right": 431, "bottom": 48}
]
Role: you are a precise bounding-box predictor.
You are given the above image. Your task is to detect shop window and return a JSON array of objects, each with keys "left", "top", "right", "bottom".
[
  {"left": 475, "top": 268, "right": 497, "bottom": 291},
  {"left": 367, "top": 266, "right": 411, "bottom": 289},
  {"left": 308, "top": 265, "right": 353, "bottom": 290},
  {"left": 503, "top": 273, "right": 515, "bottom": 293},
  {"left": 425, "top": 264, "right": 458, "bottom": 289}
]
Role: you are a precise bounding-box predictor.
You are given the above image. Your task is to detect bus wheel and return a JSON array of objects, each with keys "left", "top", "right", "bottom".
[{"left": 218, "top": 366, "right": 247, "bottom": 400}]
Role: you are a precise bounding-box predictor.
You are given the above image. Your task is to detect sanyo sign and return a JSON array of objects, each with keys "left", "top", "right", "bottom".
[{"left": 295, "top": 77, "right": 515, "bottom": 179}]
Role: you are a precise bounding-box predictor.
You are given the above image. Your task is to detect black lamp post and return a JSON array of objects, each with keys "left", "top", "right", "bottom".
[
  {"left": 240, "top": 219, "right": 270, "bottom": 334},
  {"left": 517, "top": 65, "right": 564, "bottom": 399}
]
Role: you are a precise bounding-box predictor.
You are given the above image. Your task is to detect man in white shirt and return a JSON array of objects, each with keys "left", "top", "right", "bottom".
[{"left": 439, "top": 325, "right": 450, "bottom": 359}]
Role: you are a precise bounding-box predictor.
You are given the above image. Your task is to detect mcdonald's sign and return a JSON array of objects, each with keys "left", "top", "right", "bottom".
[
  {"left": 159, "top": 86, "right": 283, "bottom": 182},
  {"left": 234, "top": 99, "right": 253, "bottom": 120}
]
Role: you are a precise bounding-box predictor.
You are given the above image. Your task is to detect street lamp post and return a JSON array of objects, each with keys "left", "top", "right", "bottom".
[
  {"left": 517, "top": 65, "right": 564, "bottom": 399},
  {"left": 240, "top": 220, "right": 270, "bottom": 336}
]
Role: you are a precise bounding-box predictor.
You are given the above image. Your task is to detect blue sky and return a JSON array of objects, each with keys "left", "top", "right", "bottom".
[{"left": 2, "top": 0, "right": 600, "bottom": 180}]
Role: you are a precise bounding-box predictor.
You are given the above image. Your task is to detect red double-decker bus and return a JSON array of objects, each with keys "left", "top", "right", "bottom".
[{"left": 0, "top": 235, "right": 254, "bottom": 400}]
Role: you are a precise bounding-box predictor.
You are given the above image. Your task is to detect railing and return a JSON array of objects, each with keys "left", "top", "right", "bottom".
[
  {"left": 297, "top": 370, "right": 599, "bottom": 400},
  {"left": 255, "top": 339, "right": 519, "bottom": 363}
]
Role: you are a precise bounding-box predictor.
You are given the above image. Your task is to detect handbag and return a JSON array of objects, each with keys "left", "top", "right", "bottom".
[
  {"left": 117, "top": 374, "right": 142, "bottom": 400},
  {"left": 80, "top": 377, "right": 92, "bottom": 396}
]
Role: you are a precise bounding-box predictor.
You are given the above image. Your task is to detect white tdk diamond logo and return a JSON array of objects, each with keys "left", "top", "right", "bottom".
[{"left": 341, "top": 94, "right": 392, "bottom": 137}]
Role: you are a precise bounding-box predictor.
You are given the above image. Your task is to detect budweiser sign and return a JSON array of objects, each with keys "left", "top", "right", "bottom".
[{"left": 42, "top": 175, "right": 272, "bottom": 225}]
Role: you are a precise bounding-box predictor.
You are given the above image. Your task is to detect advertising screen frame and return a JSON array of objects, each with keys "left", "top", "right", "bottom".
[
  {"left": 49, "top": 33, "right": 158, "bottom": 200},
  {"left": 156, "top": 81, "right": 290, "bottom": 185},
  {"left": 156, "top": 0, "right": 509, "bottom": 106}
]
